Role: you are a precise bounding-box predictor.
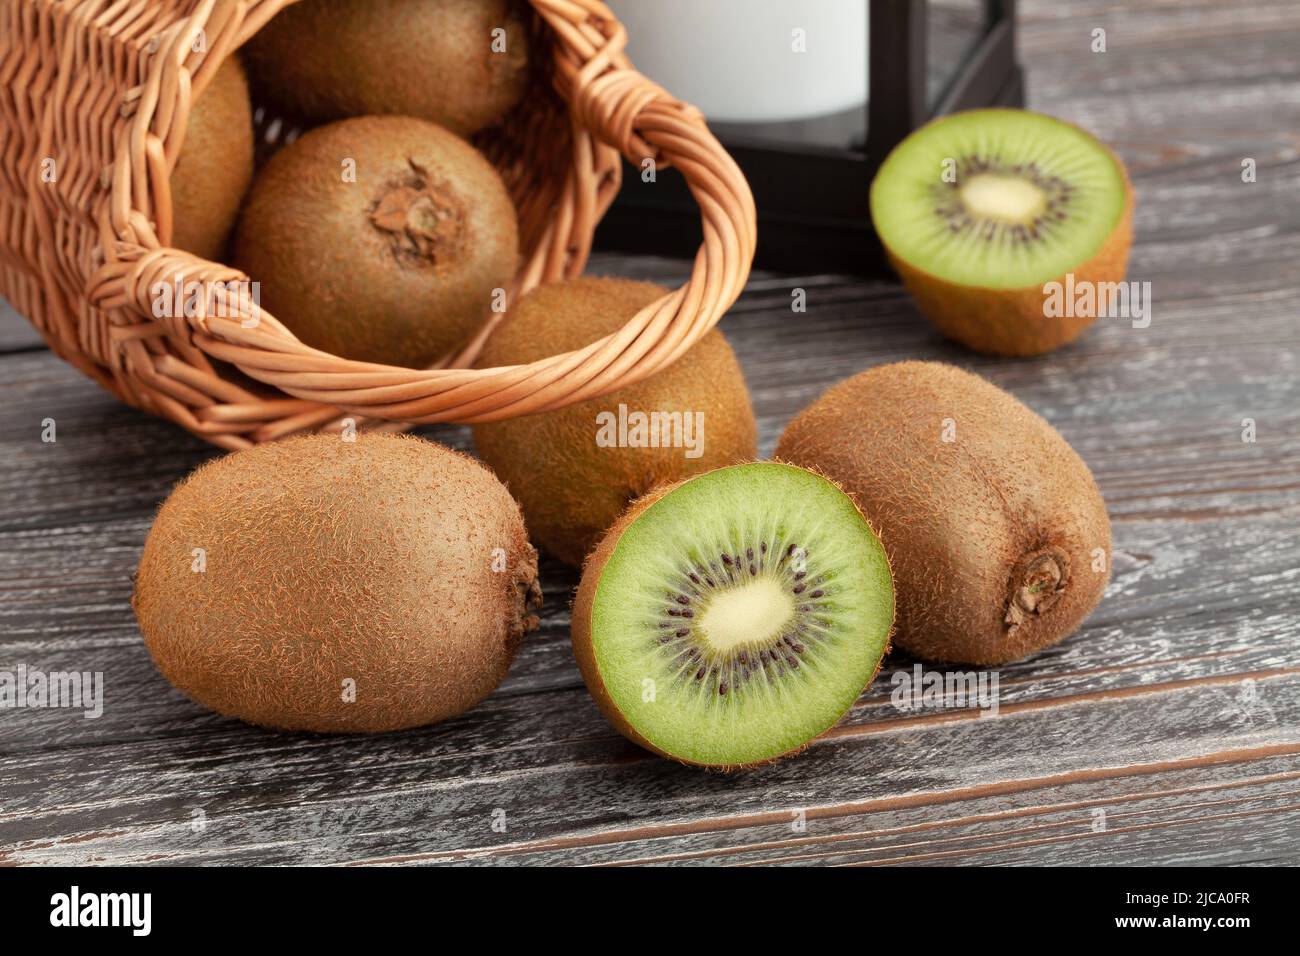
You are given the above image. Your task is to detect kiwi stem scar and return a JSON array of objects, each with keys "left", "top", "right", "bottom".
[
  {"left": 368, "top": 167, "right": 464, "bottom": 264},
  {"left": 1005, "top": 547, "right": 1071, "bottom": 631}
]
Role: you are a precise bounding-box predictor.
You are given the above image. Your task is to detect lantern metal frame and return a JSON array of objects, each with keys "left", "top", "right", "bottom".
[{"left": 595, "top": 0, "right": 1024, "bottom": 275}]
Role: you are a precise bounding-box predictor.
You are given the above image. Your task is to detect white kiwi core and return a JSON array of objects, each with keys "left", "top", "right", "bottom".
[
  {"left": 960, "top": 173, "right": 1046, "bottom": 224},
  {"left": 698, "top": 578, "right": 795, "bottom": 654}
]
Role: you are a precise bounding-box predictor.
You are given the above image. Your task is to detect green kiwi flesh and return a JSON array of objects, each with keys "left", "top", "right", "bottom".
[
  {"left": 231, "top": 115, "right": 518, "bottom": 367},
  {"left": 572, "top": 462, "right": 895, "bottom": 768},
  {"left": 132, "top": 433, "right": 542, "bottom": 733},
  {"left": 776, "top": 361, "right": 1112, "bottom": 665},
  {"left": 243, "top": 0, "right": 530, "bottom": 137},
  {"left": 870, "top": 109, "right": 1128, "bottom": 290}
]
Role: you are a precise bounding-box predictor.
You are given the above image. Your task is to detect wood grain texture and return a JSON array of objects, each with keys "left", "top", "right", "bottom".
[{"left": 1, "top": 0, "right": 1297, "bottom": 865}]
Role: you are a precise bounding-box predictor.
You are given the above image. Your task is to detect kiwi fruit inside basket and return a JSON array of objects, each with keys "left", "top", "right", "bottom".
[
  {"left": 242, "top": 0, "right": 531, "bottom": 136},
  {"left": 231, "top": 114, "right": 519, "bottom": 368},
  {"left": 168, "top": 55, "right": 254, "bottom": 261}
]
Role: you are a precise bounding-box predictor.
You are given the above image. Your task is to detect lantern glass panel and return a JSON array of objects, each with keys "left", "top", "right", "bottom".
[
  {"left": 929, "top": 0, "right": 989, "bottom": 106},
  {"left": 607, "top": 0, "right": 994, "bottom": 153}
]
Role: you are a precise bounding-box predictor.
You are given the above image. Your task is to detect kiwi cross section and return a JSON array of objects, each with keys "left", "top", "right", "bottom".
[
  {"left": 575, "top": 462, "right": 895, "bottom": 768},
  {"left": 870, "top": 109, "right": 1128, "bottom": 290}
]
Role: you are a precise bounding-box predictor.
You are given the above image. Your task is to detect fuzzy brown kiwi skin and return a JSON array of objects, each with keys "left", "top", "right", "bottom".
[
  {"left": 879, "top": 112, "right": 1135, "bottom": 357},
  {"left": 472, "top": 277, "right": 757, "bottom": 567},
  {"left": 243, "top": 0, "right": 530, "bottom": 137},
  {"left": 132, "top": 433, "right": 542, "bottom": 734},
  {"left": 168, "top": 55, "right": 254, "bottom": 261},
  {"left": 775, "top": 361, "right": 1111, "bottom": 666},
  {"left": 571, "top": 463, "right": 894, "bottom": 772},
  {"left": 230, "top": 115, "right": 518, "bottom": 368}
]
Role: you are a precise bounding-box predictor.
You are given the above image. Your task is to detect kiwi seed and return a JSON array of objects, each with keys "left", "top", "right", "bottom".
[{"left": 776, "top": 361, "right": 1111, "bottom": 665}]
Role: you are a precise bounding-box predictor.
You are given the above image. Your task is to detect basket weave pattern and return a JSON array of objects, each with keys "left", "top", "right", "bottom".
[{"left": 0, "top": 0, "right": 756, "bottom": 449}]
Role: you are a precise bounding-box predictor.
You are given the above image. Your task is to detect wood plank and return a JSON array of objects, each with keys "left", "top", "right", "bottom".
[
  {"left": 0, "top": 0, "right": 1297, "bottom": 865},
  {"left": 3, "top": 676, "right": 1297, "bottom": 865}
]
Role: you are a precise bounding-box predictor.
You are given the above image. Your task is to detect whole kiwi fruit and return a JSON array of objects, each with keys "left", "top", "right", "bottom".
[
  {"left": 132, "top": 432, "right": 542, "bottom": 733},
  {"left": 775, "top": 361, "right": 1111, "bottom": 665},
  {"left": 168, "top": 55, "right": 254, "bottom": 261},
  {"left": 471, "top": 277, "right": 758, "bottom": 567},
  {"left": 231, "top": 115, "right": 519, "bottom": 367},
  {"left": 243, "top": 0, "right": 531, "bottom": 137}
]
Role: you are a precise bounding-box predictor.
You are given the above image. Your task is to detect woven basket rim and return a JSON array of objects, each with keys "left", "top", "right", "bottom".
[{"left": 11, "top": 0, "right": 757, "bottom": 449}]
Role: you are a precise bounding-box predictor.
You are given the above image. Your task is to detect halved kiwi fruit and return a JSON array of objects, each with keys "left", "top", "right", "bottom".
[
  {"left": 776, "top": 361, "right": 1111, "bottom": 665},
  {"left": 572, "top": 462, "right": 895, "bottom": 769},
  {"left": 870, "top": 109, "right": 1133, "bottom": 356},
  {"left": 243, "top": 0, "right": 530, "bottom": 137},
  {"left": 231, "top": 115, "right": 518, "bottom": 367},
  {"left": 472, "top": 277, "right": 758, "bottom": 567},
  {"left": 133, "top": 433, "right": 542, "bottom": 733},
  {"left": 168, "top": 55, "right": 254, "bottom": 261}
]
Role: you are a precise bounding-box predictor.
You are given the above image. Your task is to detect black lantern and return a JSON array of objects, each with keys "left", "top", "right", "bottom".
[{"left": 596, "top": 0, "right": 1024, "bottom": 275}]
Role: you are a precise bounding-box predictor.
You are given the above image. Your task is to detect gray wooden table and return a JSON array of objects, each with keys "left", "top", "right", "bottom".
[{"left": 2, "top": 0, "right": 1297, "bottom": 866}]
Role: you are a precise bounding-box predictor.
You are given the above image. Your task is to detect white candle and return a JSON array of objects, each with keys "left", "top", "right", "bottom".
[{"left": 607, "top": 0, "right": 867, "bottom": 124}]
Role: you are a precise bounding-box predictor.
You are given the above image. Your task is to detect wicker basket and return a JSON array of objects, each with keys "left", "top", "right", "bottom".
[{"left": 0, "top": 0, "right": 756, "bottom": 449}]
